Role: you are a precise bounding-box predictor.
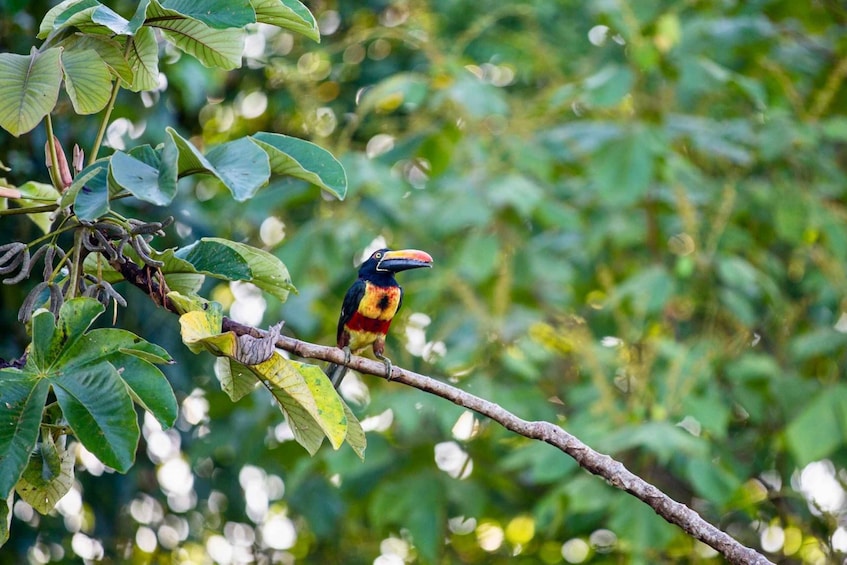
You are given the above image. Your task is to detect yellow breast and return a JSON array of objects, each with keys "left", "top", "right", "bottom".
[{"left": 357, "top": 283, "right": 402, "bottom": 321}]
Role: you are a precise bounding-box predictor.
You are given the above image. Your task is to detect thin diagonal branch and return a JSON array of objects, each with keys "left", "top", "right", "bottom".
[
  {"left": 117, "top": 257, "right": 771, "bottom": 564},
  {"left": 221, "top": 317, "right": 774, "bottom": 565}
]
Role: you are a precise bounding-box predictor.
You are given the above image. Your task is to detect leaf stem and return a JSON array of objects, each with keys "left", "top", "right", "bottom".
[
  {"left": 45, "top": 115, "right": 62, "bottom": 191},
  {"left": 89, "top": 79, "right": 123, "bottom": 166}
]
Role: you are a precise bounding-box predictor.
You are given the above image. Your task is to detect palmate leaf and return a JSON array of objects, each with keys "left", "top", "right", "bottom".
[
  {"left": 146, "top": 0, "right": 245, "bottom": 70},
  {"left": 0, "top": 299, "right": 176, "bottom": 483},
  {"left": 0, "top": 48, "right": 62, "bottom": 137}
]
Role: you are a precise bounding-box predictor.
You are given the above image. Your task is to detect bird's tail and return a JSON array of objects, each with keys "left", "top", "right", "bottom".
[{"left": 325, "top": 362, "right": 348, "bottom": 389}]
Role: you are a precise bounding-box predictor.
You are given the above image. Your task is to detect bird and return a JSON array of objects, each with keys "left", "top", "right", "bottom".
[{"left": 326, "top": 248, "right": 433, "bottom": 388}]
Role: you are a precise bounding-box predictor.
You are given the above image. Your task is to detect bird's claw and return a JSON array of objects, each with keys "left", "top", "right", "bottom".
[{"left": 376, "top": 353, "right": 393, "bottom": 380}]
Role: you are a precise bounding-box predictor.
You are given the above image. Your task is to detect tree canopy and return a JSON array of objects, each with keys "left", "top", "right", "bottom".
[{"left": 2, "top": 0, "right": 847, "bottom": 563}]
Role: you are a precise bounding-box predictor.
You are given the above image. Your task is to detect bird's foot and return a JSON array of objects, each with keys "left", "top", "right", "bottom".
[
  {"left": 376, "top": 353, "right": 393, "bottom": 380},
  {"left": 329, "top": 346, "right": 352, "bottom": 388}
]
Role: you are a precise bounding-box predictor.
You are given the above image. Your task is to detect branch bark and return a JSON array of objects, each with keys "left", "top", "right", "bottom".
[{"left": 222, "top": 317, "right": 775, "bottom": 565}]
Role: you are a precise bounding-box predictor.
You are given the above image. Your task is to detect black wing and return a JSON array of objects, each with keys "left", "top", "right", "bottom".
[{"left": 336, "top": 278, "right": 367, "bottom": 345}]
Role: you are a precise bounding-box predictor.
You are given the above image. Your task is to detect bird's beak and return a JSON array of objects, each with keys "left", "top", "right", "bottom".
[{"left": 377, "top": 249, "right": 433, "bottom": 272}]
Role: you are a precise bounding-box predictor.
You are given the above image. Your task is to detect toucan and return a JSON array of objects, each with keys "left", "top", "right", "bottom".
[{"left": 326, "top": 248, "right": 433, "bottom": 388}]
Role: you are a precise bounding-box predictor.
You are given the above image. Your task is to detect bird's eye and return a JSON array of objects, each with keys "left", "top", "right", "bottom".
[{"left": 374, "top": 252, "right": 382, "bottom": 259}]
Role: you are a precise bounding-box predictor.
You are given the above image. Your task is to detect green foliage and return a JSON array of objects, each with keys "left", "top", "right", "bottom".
[
  {"left": 0, "top": 0, "right": 350, "bottom": 552},
  {"left": 3, "top": 0, "right": 847, "bottom": 563}
]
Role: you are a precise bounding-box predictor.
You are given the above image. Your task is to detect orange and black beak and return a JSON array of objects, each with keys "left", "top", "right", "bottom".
[{"left": 376, "top": 249, "right": 433, "bottom": 273}]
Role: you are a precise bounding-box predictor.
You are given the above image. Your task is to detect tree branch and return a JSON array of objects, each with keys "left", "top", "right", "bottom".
[
  {"left": 116, "top": 256, "right": 771, "bottom": 564},
  {"left": 222, "top": 317, "right": 774, "bottom": 565}
]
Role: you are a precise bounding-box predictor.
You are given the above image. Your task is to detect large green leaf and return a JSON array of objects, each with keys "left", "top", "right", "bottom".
[
  {"left": 61, "top": 49, "right": 112, "bottom": 114},
  {"left": 161, "top": 0, "right": 256, "bottom": 29},
  {"left": 146, "top": 0, "right": 245, "bottom": 70},
  {"left": 0, "top": 48, "right": 62, "bottom": 137},
  {"left": 263, "top": 355, "right": 347, "bottom": 454},
  {"left": 58, "top": 34, "right": 134, "bottom": 84},
  {"left": 109, "top": 150, "right": 175, "bottom": 206},
  {"left": 251, "top": 0, "right": 319, "bottom": 42},
  {"left": 251, "top": 132, "right": 347, "bottom": 199},
  {"left": 175, "top": 237, "right": 295, "bottom": 301},
  {"left": 123, "top": 26, "right": 159, "bottom": 91},
  {"left": 0, "top": 372, "right": 50, "bottom": 496},
  {"left": 51, "top": 362, "right": 139, "bottom": 472},
  {"left": 165, "top": 128, "right": 271, "bottom": 200},
  {"left": 205, "top": 138, "right": 271, "bottom": 201}
]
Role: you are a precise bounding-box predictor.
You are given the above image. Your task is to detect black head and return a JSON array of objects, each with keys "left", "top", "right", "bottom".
[{"left": 358, "top": 248, "right": 433, "bottom": 278}]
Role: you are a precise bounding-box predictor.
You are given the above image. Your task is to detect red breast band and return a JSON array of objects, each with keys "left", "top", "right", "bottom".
[{"left": 346, "top": 312, "right": 392, "bottom": 335}]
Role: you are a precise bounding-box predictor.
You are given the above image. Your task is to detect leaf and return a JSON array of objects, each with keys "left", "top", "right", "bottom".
[
  {"left": 106, "top": 349, "right": 177, "bottom": 429},
  {"left": 589, "top": 126, "right": 658, "bottom": 205},
  {"left": 262, "top": 355, "right": 347, "bottom": 453},
  {"left": 0, "top": 48, "right": 62, "bottom": 137},
  {"left": 123, "top": 26, "right": 159, "bottom": 91},
  {"left": 341, "top": 401, "right": 366, "bottom": 460},
  {"left": 215, "top": 357, "right": 260, "bottom": 401},
  {"left": 165, "top": 128, "right": 270, "bottom": 200},
  {"left": 785, "top": 385, "right": 847, "bottom": 465},
  {"left": 205, "top": 138, "right": 271, "bottom": 201},
  {"left": 161, "top": 0, "right": 256, "bottom": 29},
  {"left": 252, "top": 0, "right": 319, "bottom": 42},
  {"left": 147, "top": 0, "right": 245, "bottom": 70},
  {"left": 61, "top": 49, "right": 113, "bottom": 114},
  {"left": 0, "top": 371, "right": 50, "bottom": 496},
  {"left": 1, "top": 491, "right": 11, "bottom": 546},
  {"left": 175, "top": 237, "right": 295, "bottom": 301},
  {"left": 251, "top": 132, "right": 347, "bottom": 199},
  {"left": 176, "top": 303, "right": 231, "bottom": 355},
  {"left": 10, "top": 181, "right": 60, "bottom": 234},
  {"left": 58, "top": 34, "right": 134, "bottom": 84},
  {"left": 581, "top": 64, "right": 635, "bottom": 108},
  {"left": 68, "top": 164, "right": 109, "bottom": 221},
  {"left": 150, "top": 248, "right": 206, "bottom": 295},
  {"left": 109, "top": 150, "right": 175, "bottom": 206},
  {"left": 166, "top": 127, "right": 215, "bottom": 176},
  {"left": 11, "top": 299, "right": 174, "bottom": 475},
  {"left": 51, "top": 361, "right": 139, "bottom": 472},
  {"left": 15, "top": 434, "right": 75, "bottom": 514},
  {"left": 38, "top": 0, "right": 132, "bottom": 38}
]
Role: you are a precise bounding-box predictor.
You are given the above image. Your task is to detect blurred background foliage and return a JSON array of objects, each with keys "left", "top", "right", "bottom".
[{"left": 3, "top": 0, "right": 847, "bottom": 563}]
